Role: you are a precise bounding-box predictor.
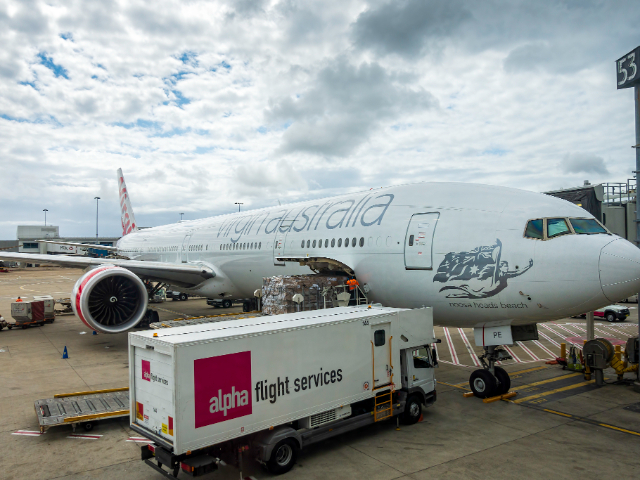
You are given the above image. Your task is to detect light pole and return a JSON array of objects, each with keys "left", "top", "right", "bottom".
[
  {"left": 235, "top": 202, "right": 243, "bottom": 212},
  {"left": 43, "top": 209, "right": 48, "bottom": 226},
  {"left": 94, "top": 197, "right": 100, "bottom": 239},
  {"left": 180, "top": 212, "right": 184, "bottom": 221}
]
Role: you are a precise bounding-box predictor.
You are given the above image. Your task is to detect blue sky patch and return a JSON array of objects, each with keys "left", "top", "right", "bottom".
[
  {"left": 481, "top": 147, "right": 508, "bottom": 156},
  {"left": 178, "top": 51, "right": 198, "bottom": 66},
  {"left": 60, "top": 32, "right": 73, "bottom": 41},
  {"left": 172, "top": 90, "right": 190, "bottom": 106},
  {"left": 37, "top": 53, "right": 69, "bottom": 79},
  {"left": 194, "top": 146, "right": 215, "bottom": 154}
]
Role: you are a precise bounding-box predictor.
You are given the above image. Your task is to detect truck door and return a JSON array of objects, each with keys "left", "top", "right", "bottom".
[
  {"left": 403, "top": 348, "right": 433, "bottom": 391},
  {"left": 404, "top": 213, "right": 439, "bottom": 270},
  {"left": 371, "top": 323, "right": 392, "bottom": 389},
  {"left": 181, "top": 234, "right": 191, "bottom": 263}
]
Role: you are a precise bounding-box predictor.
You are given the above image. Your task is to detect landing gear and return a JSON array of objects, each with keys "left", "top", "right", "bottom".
[{"left": 469, "top": 346, "right": 512, "bottom": 398}]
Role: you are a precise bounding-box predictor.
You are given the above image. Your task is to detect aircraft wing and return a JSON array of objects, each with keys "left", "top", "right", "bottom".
[
  {"left": 0, "top": 252, "right": 214, "bottom": 287},
  {"left": 37, "top": 240, "right": 119, "bottom": 252}
]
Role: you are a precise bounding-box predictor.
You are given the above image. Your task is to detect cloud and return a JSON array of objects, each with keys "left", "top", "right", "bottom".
[
  {"left": 560, "top": 152, "right": 609, "bottom": 175},
  {"left": 352, "top": 0, "right": 471, "bottom": 58}
]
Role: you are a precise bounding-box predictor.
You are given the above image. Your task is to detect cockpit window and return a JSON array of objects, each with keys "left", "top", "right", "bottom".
[
  {"left": 547, "top": 218, "right": 571, "bottom": 238},
  {"left": 525, "top": 219, "right": 544, "bottom": 239},
  {"left": 570, "top": 218, "right": 607, "bottom": 234}
]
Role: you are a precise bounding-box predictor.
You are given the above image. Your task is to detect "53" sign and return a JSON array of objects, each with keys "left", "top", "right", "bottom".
[{"left": 616, "top": 47, "right": 640, "bottom": 89}]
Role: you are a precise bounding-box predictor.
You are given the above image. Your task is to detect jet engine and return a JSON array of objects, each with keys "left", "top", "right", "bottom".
[{"left": 72, "top": 265, "right": 149, "bottom": 334}]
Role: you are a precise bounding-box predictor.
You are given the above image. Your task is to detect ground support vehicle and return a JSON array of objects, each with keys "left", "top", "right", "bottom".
[
  {"left": 206, "top": 298, "right": 234, "bottom": 309},
  {"left": 35, "top": 387, "right": 130, "bottom": 433},
  {"left": 11, "top": 300, "right": 45, "bottom": 328},
  {"left": 577, "top": 305, "right": 630, "bottom": 322},
  {"left": 130, "top": 306, "right": 437, "bottom": 478},
  {"left": 167, "top": 291, "right": 190, "bottom": 301},
  {"left": 0, "top": 316, "right": 13, "bottom": 330}
]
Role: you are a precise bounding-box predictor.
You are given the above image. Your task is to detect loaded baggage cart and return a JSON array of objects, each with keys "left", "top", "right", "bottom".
[
  {"left": 129, "top": 306, "right": 438, "bottom": 477},
  {"left": 33, "top": 295, "right": 56, "bottom": 323},
  {"left": 11, "top": 300, "right": 45, "bottom": 328}
]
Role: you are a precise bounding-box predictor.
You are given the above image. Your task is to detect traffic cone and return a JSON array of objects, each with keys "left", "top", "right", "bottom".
[{"left": 62, "top": 346, "right": 68, "bottom": 359}]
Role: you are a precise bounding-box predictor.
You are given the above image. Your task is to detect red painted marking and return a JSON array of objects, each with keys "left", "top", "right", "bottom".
[{"left": 75, "top": 265, "right": 118, "bottom": 330}]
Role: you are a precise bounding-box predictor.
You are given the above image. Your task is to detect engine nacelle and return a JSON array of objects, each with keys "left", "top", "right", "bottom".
[{"left": 72, "top": 265, "right": 149, "bottom": 334}]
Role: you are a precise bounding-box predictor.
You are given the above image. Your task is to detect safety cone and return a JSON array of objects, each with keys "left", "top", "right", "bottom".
[
  {"left": 92, "top": 331, "right": 98, "bottom": 335},
  {"left": 62, "top": 346, "right": 69, "bottom": 359}
]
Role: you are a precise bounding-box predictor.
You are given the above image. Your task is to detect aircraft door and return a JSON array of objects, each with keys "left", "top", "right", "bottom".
[
  {"left": 371, "top": 323, "right": 392, "bottom": 389},
  {"left": 404, "top": 213, "right": 439, "bottom": 270},
  {"left": 181, "top": 234, "right": 192, "bottom": 263},
  {"left": 273, "top": 219, "right": 293, "bottom": 266}
]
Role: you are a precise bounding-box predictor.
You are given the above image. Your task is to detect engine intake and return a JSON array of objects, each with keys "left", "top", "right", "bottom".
[{"left": 72, "top": 265, "right": 149, "bottom": 334}]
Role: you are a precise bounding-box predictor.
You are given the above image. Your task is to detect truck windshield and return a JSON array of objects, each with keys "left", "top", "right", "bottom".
[
  {"left": 570, "top": 218, "right": 607, "bottom": 234},
  {"left": 413, "top": 347, "right": 431, "bottom": 368}
]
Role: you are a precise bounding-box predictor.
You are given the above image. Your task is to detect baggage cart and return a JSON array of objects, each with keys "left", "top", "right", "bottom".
[{"left": 11, "top": 301, "right": 45, "bottom": 328}]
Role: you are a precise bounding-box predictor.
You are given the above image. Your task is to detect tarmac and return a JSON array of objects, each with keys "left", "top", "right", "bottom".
[{"left": 1, "top": 266, "right": 639, "bottom": 480}]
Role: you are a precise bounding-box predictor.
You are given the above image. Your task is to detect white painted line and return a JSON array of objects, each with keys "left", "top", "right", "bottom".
[
  {"left": 517, "top": 341, "right": 540, "bottom": 361},
  {"left": 127, "top": 437, "right": 153, "bottom": 443},
  {"left": 13, "top": 430, "right": 44, "bottom": 436},
  {"left": 503, "top": 345, "right": 522, "bottom": 363},
  {"left": 538, "top": 330, "right": 561, "bottom": 348},
  {"left": 541, "top": 324, "right": 582, "bottom": 349},
  {"left": 67, "top": 434, "right": 102, "bottom": 440},
  {"left": 457, "top": 328, "right": 481, "bottom": 367},
  {"left": 443, "top": 328, "right": 460, "bottom": 365},
  {"left": 533, "top": 340, "right": 556, "bottom": 358}
]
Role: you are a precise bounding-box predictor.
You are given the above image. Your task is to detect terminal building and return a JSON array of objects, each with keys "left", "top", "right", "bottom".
[
  {"left": 546, "top": 180, "right": 637, "bottom": 245},
  {"left": 16, "top": 225, "right": 120, "bottom": 256}
]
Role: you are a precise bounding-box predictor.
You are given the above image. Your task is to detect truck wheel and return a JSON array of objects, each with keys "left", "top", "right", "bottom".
[
  {"left": 7, "top": 325, "right": 12, "bottom": 330},
  {"left": 469, "top": 369, "right": 497, "bottom": 398},
  {"left": 267, "top": 438, "right": 298, "bottom": 475},
  {"left": 83, "top": 422, "right": 93, "bottom": 431},
  {"left": 606, "top": 313, "right": 615, "bottom": 323},
  {"left": 179, "top": 293, "right": 188, "bottom": 301},
  {"left": 0, "top": 325, "right": 3, "bottom": 331},
  {"left": 401, "top": 395, "right": 422, "bottom": 425},
  {"left": 222, "top": 299, "right": 232, "bottom": 309},
  {"left": 494, "top": 366, "right": 511, "bottom": 395}
]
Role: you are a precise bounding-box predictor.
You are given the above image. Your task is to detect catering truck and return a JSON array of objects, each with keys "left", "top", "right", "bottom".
[{"left": 129, "top": 306, "right": 437, "bottom": 478}]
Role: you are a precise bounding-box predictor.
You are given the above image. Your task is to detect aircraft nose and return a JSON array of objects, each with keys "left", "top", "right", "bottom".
[{"left": 600, "top": 238, "right": 640, "bottom": 302}]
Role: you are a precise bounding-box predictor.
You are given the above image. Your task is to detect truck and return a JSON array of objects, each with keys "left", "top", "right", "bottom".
[{"left": 129, "top": 306, "right": 437, "bottom": 478}]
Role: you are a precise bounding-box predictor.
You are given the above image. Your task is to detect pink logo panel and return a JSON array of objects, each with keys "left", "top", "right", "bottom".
[
  {"left": 142, "top": 360, "right": 151, "bottom": 382},
  {"left": 194, "top": 351, "right": 252, "bottom": 428}
]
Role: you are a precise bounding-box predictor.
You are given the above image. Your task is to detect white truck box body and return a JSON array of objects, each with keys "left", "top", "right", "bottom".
[{"left": 129, "top": 306, "right": 434, "bottom": 455}]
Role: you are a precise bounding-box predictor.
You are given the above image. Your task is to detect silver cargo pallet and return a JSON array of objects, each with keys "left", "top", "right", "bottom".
[{"left": 35, "top": 387, "right": 129, "bottom": 433}]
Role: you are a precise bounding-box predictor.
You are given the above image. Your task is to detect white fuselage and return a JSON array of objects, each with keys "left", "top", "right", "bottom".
[{"left": 116, "top": 182, "right": 639, "bottom": 328}]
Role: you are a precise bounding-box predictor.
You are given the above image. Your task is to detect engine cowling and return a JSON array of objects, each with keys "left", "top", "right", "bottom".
[{"left": 72, "top": 265, "right": 149, "bottom": 334}]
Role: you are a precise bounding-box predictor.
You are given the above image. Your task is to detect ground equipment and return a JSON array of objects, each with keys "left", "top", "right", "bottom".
[
  {"left": 33, "top": 295, "right": 55, "bottom": 323},
  {"left": 11, "top": 300, "right": 45, "bottom": 328}
]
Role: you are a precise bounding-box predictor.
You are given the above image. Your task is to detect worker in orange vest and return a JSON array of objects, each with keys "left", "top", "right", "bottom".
[
  {"left": 346, "top": 278, "right": 359, "bottom": 291},
  {"left": 15, "top": 297, "right": 23, "bottom": 302}
]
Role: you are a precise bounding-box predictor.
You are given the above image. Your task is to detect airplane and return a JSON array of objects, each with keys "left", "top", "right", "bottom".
[{"left": 2, "top": 168, "right": 639, "bottom": 398}]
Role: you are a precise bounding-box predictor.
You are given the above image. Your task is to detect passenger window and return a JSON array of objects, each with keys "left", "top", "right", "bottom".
[
  {"left": 570, "top": 218, "right": 607, "bottom": 234},
  {"left": 374, "top": 330, "right": 385, "bottom": 347},
  {"left": 306, "top": 240, "right": 310, "bottom": 248},
  {"left": 409, "top": 234, "right": 415, "bottom": 246},
  {"left": 331, "top": 238, "right": 335, "bottom": 247},
  {"left": 325, "top": 239, "right": 329, "bottom": 248},
  {"left": 547, "top": 218, "right": 571, "bottom": 238},
  {"left": 318, "top": 238, "right": 322, "bottom": 248},
  {"left": 312, "top": 240, "right": 316, "bottom": 248},
  {"left": 259, "top": 242, "right": 261, "bottom": 249},
  {"left": 351, "top": 237, "right": 356, "bottom": 247},
  {"left": 344, "top": 237, "right": 349, "bottom": 247},
  {"left": 525, "top": 219, "right": 543, "bottom": 239},
  {"left": 359, "top": 237, "right": 364, "bottom": 247},
  {"left": 337, "top": 238, "right": 342, "bottom": 247},
  {"left": 301, "top": 240, "right": 305, "bottom": 248}
]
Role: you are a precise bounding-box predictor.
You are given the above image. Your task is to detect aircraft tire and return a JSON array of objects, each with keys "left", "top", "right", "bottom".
[
  {"left": 470, "top": 369, "right": 497, "bottom": 398},
  {"left": 494, "top": 366, "right": 511, "bottom": 395}
]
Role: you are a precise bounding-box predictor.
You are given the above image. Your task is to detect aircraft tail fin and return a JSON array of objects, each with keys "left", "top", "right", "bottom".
[{"left": 117, "top": 168, "right": 138, "bottom": 236}]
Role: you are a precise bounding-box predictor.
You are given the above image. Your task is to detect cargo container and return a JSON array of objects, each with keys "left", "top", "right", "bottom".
[
  {"left": 129, "top": 306, "right": 437, "bottom": 477},
  {"left": 33, "top": 295, "right": 55, "bottom": 323},
  {"left": 11, "top": 300, "right": 45, "bottom": 328}
]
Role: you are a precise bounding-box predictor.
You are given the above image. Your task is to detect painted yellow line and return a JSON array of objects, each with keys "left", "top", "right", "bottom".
[
  {"left": 543, "top": 409, "right": 573, "bottom": 418},
  {"left": 598, "top": 424, "right": 640, "bottom": 436},
  {"left": 54, "top": 387, "right": 129, "bottom": 398},
  {"left": 509, "top": 366, "right": 548, "bottom": 376},
  {"left": 514, "top": 380, "right": 594, "bottom": 404},
  {"left": 437, "top": 381, "right": 470, "bottom": 391},
  {"left": 515, "top": 372, "right": 582, "bottom": 390}
]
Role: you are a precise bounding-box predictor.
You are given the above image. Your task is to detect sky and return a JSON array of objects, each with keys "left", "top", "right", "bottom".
[{"left": 1, "top": 0, "right": 640, "bottom": 239}]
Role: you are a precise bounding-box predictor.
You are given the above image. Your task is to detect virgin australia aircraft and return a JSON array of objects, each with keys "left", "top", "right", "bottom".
[{"left": 2, "top": 169, "right": 639, "bottom": 397}]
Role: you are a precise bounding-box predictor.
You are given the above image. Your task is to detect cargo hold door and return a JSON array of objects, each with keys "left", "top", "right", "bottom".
[
  {"left": 404, "top": 213, "right": 439, "bottom": 270},
  {"left": 371, "top": 323, "right": 392, "bottom": 389}
]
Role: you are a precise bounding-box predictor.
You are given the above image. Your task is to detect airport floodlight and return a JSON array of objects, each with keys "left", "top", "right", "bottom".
[
  {"left": 180, "top": 212, "right": 184, "bottom": 221},
  {"left": 235, "top": 202, "right": 244, "bottom": 212},
  {"left": 94, "top": 197, "right": 101, "bottom": 239},
  {"left": 43, "top": 209, "right": 48, "bottom": 226}
]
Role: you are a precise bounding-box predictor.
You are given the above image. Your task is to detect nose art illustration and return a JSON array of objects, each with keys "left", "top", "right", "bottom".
[{"left": 433, "top": 239, "right": 533, "bottom": 299}]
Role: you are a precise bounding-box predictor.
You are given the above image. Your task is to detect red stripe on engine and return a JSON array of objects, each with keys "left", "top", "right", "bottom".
[{"left": 75, "top": 266, "right": 118, "bottom": 330}]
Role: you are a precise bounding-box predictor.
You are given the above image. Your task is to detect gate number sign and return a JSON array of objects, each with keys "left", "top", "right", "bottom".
[{"left": 616, "top": 46, "right": 640, "bottom": 89}]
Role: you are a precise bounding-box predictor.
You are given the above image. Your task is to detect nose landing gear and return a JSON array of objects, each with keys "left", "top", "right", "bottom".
[{"left": 469, "top": 346, "right": 512, "bottom": 398}]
